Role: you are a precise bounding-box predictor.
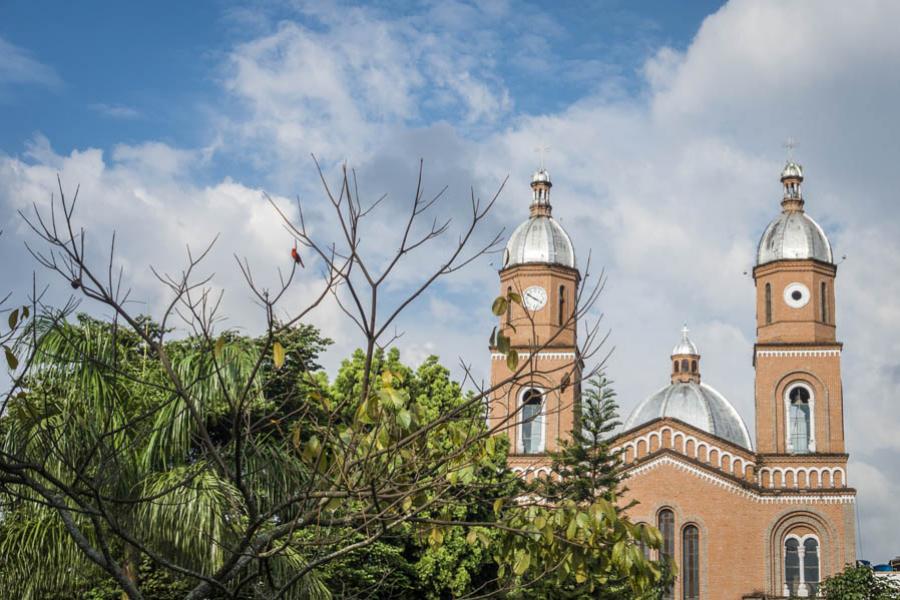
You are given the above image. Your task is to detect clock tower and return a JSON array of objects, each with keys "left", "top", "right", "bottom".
[{"left": 488, "top": 168, "right": 581, "bottom": 478}]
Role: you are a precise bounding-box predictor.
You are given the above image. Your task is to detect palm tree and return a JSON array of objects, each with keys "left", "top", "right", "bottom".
[{"left": 0, "top": 315, "right": 328, "bottom": 599}]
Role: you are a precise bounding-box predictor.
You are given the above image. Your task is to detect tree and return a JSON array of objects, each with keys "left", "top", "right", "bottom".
[
  {"left": 0, "top": 164, "right": 666, "bottom": 598},
  {"left": 515, "top": 375, "right": 671, "bottom": 599},
  {"left": 544, "top": 374, "right": 628, "bottom": 504},
  {"left": 819, "top": 564, "right": 900, "bottom": 600}
]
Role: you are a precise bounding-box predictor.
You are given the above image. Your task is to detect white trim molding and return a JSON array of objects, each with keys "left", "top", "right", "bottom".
[
  {"left": 491, "top": 351, "right": 576, "bottom": 361},
  {"left": 613, "top": 425, "right": 755, "bottom": 479},
  {"left": 624, "top": 455, "right": 855, "bottom": 505},
  {"left": 756, "top": 349, "right": 840, "bottom": 358}
]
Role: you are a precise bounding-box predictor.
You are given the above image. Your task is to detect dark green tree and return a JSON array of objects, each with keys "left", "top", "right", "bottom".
[{"left": 544, "top": 374, "right": 627, "bottom": 504}]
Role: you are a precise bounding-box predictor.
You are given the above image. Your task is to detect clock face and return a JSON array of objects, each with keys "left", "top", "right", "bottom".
[
  {"left": 783, "top": 282, "right": 810, "bottom": 308},
  {"left": 523, "top": 286, "right": 548, "bottom": 311}
]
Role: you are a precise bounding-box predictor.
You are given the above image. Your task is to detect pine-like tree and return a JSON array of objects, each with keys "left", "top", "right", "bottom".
[{"left": 543, "top": 373, "right": 627, "bottom": 504}]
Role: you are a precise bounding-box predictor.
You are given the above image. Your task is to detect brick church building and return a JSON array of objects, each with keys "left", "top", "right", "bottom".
[{"left": 489, "top": 161, "right": 856, "bottom": 599}]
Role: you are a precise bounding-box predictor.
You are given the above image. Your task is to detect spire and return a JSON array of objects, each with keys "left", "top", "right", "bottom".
[
  {"left": 780, "top": 139, "right": 805, "bottom": 212},
  {"left": 530, "top": 168, "right": 552, "bottom": 217},
  {"left": 671, "top": 324, "right": 701, "bottom": 383}
]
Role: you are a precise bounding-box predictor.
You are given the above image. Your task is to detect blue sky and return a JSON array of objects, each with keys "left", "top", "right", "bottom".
[
  {"left": 2, "top": 0, "right": 722, "bottom": 183},
  {"left": 4, "top": 0, "right": 900, "bottom": 563}
]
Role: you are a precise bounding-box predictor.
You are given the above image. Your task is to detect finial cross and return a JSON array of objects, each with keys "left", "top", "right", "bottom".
[
  {"left": 783, "top": 137, "right": 798, "bottom": 161},
  {"left": 534, "top": 143, "right": 551, "bottom": 170}
]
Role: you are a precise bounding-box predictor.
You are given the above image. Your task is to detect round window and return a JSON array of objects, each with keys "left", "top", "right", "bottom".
[{"left": 783, "top": 283, "right": 810, "bottom": 308}]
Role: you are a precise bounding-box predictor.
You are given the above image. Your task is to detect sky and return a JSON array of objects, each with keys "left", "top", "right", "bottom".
[{"left": 2, "top": 0, "right": 900, "bottom": 562}]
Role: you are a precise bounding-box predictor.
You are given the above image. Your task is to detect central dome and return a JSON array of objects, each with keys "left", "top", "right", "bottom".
[
  {"left": 622, "top": 326, "right": 753, "bottom": 450},
  {"left": 623, "top": 381, "right": 753, "bottom": 450}
]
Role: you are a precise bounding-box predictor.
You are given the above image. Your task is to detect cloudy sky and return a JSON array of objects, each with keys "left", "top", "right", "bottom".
[{"left": 3, "top": 0, "right": 900, "bottom": 562}]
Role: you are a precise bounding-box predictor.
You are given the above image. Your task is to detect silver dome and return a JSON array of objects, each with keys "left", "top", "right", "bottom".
[
  {"left": 781, "top": 161, "right": 803, "bottom": 179},
  {"left": 672, "top": 325, "right": 698, "bottom": 355},
  {"left": 504, "top": 216, "right": 575, "bottom": 268},
  {"left": 623, "top": 382, "right": 753, "bottom": 449},
  {"left": 532, "top": 169, "right": 551, "bottom": 183},
  {"left": 757, "top": 211, "right": 832, "bottom": 265}
]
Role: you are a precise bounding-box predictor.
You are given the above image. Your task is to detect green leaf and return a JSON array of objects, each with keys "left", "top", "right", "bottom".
[
  {"left": 397, "top": 408, "right": 412, "bottom": 430},
  {"left": 429, "top": 527, "right": 444, "bottom": 546},
  {"left": 496, "top": 333, "right": 510, "bottom": 354},
  {"left": 506, "top": 349, "right": 519, "bottom": 370},
  {"left": 493, "top": 498, "right": 504, "bottom": 515},
  {"left": 3, "top": 346, "right": 17, "bottom": 370},
  {"left": 302, "top": 436, "right": 321, "bottom": 463},
  {"left": 513, "top": 549, "right": 531, "bottom": 576},
  {"left": 491, "top": 296, "right": 508, "bottom": 316},
  {"left": 466, "top": 529, "right": 478, "bottom": 545},
  {"left": 292, "top": 423, "right": 301, "bottom": 450},
  {"left": 272, "top": 341, "right": 285, "bottom": 369},
  {"left": 214, "top": 336, "right": 225, "bottom": 359},
  {"left": 21, "top": 305, "right": 29, "bottom": 319},
  {"left": 566, "top": 517, "right": 577, "bottom": 540},
  {"left": 402, "top": 496, "right": 413, "bottom": 512},
  {"left": 508, "top": 291, "right": 522, "bottom": 304},
  {"left": 8, "top": 308, "right": 18, "bottom": 330},
  {"left": 488, "top": 326, "right": 497, "bottom": 347}
]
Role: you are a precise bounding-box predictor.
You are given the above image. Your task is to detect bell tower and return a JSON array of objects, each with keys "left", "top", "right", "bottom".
[
  {"left": 753, "top": 160, "right": 847, "bottom": 484},
  {"left": 489, "top": 168, "right": 581, "bottom": 476}
]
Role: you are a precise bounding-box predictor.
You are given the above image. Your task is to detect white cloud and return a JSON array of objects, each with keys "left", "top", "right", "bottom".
[
  {"left": 3, "top": 0, "right": 900, "bottom": 564},
  {"left": 89, "top": 103, "right": 142, "bottom": 120},
  {"left": 0, "top": 36, "right": 60, "bottom": 91}
]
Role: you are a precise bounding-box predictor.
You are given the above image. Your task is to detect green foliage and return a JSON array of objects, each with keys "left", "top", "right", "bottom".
[
  {"left": 512, "top": 375, "right": 672, "bottom": 599},
  {"left": 819, "top": 564, "right": 900, "bottom": 600},
  {"left": 545, "top": 375, "right": 627, "bottom": 503},
  {"left": 0, "top": 314, "right": 664, "bottom": 599}
]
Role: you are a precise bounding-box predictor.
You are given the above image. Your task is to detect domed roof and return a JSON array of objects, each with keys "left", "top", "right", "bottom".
[
  {"left": 757, "top": 210, "right": 833, "bottom": 265},
  {"left": 781, "top": 161, "right": 803, "bottom": 180},
  {"left": 757, "top": 160, "right": 833, "bottom": 266},
  {"left": 672, "top": 325, "right": 698, "bottom": 355},
  {"left": 623, "top": 381, "right": 753, "bottom": 450},
  {"left": 504, "top": 216, "right": 575, "bottom": 268},
  {"left": 532, "top": 168, "right": 551, "bottom": 183},
  {"left": 503, "top": 167, "right": 576, "bottom": 269}
]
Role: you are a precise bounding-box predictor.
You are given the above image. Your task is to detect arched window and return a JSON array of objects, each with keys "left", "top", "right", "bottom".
[
  {"left": 820, "top": 282, "right": 828, "bottom": 323},
  {"left": 674, "top": 361, "right": 680, "bottom": 373},
  {"left": 520, "top": 389, "right": 543, "bottom": 454},
  {"left": 765, "top": 283, "right": 773, "bottom": 324},
  {"left": 784, "top": 535, "right": 820, "bottom": 597},
  {"left": 506, "top": 286, "right": 512, "bottom": 325},
  {"left": 788, "top": 385, "right": 812, "bottom": 453},
  {"left": 558, "top": 285, "right": 567, "bottom": 326},
  {"left": 658, "top": 509, "right": 675, "bottom": 600},
  {"left": 691, "top": 360, "right": 697, "bottom": 373},
  {"left": 681, "top": 359, "right": 689, "bottom": 373},
  {"left": 785, "top": 538, "right": 800, "bottom": 596},
  {"left": 683, "top": 525, "right": 700, "bottom": 600},
  {"left": 804, "top": 538, "right": 820, "bottom": 596}
]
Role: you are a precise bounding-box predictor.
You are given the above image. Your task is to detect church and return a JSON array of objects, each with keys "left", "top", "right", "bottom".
[{"left": 488, "top": 160, "right": 856, "bottom": 599}]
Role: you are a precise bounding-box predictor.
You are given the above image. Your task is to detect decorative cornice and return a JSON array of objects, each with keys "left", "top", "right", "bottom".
[
  {"left": 491, "top": 351, "right": 576, "bottom": 361},
  {"left": 756, "top": 349, "right": 841, "bottom": 358},
  {"left": 625, "top": 455, "right": 855, "bottom": 504}
]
